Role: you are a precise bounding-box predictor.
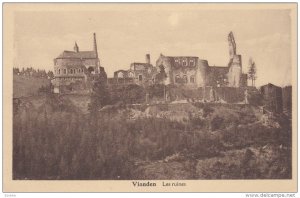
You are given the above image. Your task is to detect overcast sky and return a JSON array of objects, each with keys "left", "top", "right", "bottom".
[{"left": 14, "top": 6, "right": 292, "bottom": 86}]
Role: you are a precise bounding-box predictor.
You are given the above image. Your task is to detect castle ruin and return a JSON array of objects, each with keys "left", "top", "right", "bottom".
[{"left": 52, "top": 31, "right": 247, "bottom": 94}]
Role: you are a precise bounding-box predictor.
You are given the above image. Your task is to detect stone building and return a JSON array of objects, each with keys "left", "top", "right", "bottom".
[
  {"left": 51, "top": 33, "right": 106, "bottom": 93},
  {"left": 113, "top": 54, "right": 157, "bottom": 86},
  {"left": 155, "top": 55, "right": 207, "bottom": 88},
  {"left": 155, "top": 32, "right": 247, "bottom": 88},
  {"left": 260, "top": 83, "right": 283, "bottom": 113}
]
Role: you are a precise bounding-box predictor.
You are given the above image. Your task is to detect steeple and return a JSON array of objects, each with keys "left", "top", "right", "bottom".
[
  {"left": 93, "top": 33, "right": 98, "bottom": 58},
  {"left": 74, "top": 42, "right": 79, "bottom": 52}
]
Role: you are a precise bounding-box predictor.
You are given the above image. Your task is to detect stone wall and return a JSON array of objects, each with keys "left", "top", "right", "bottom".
[{"left": 260, "top": 84, "right": 283, "bottom": 113}]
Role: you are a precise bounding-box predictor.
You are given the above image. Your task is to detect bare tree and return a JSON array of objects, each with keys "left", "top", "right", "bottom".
[{"left": 248, "top": 58, "right": 257, "bottom": 86}]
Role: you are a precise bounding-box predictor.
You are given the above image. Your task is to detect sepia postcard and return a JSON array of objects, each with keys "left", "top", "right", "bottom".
[{"left": 3, "top": 3, "right": 297, "bottom": 192}]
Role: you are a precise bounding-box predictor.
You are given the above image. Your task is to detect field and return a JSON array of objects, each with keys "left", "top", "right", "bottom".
[{"left": 13, "top": 93, "right": 291, "bottom": 180}]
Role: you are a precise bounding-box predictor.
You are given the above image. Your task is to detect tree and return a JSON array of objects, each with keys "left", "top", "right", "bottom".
[
  {"left": 154, "top": 65, "right": 167, "bottom": 84},
  {"left": 47, "top": 71, "right": 54, "bottom": 79},
  {"left": 89, "top": 72, "right": 110, "bottom": 113},
  {"left": 248, "top": 58, "right": 257, "bottom": 87},
  {"left": 124, "top": 84, "right": 145, "bottom": 104}
]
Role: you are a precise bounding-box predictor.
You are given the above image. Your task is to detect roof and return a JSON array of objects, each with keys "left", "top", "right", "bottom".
[
  {"left": 131, "top": 62, "right": 150, "bottom": 66},
  {"left": 260, "top": 83, "right": 281, "bottom": 89},
  {"left": 165, "top": 56, "right": 198, "bottom": 59},
  {"left": 56, "top": 50, "right": 98, "bottom": 59}
]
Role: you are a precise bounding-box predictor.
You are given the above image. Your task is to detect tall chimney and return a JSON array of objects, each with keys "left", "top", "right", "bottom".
[
  {"left": 93, "top": 33, "right": 98, "bottom": 58},
  {"left": 145, "top": 54, "right": 150, "bottom": 64}
]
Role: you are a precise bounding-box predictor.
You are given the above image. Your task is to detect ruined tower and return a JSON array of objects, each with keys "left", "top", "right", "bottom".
[
  {"left": 228, "top": 31, "right": 236, "bottom": 59},
  {"left": 227, "top": 31, "right": 242, "bottom": 87},
  {"left": 74, "top": 42, "right": 79, "bottom": 53}
]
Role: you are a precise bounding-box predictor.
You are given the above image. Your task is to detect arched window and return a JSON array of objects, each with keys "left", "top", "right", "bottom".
[
  {"left": 118, "top": 72, "right": 124, "bottom": 78},
  {"left": 183, "top": 75, "right": 188, "bottom": 83},
  {"left": 190, "top": 75, "right": 195, "bottom": 83},
  {"left": 88, "top": 67, "right": 94, "bottom": 74},
  {"left": 175, "top": 75, "right": 180, "bottom": 83},
  {"left": 189, "top": 59, "right": 195, "bottom": 66},
  {"left": 182, "top": 59, "right": 187, "bottom": 66},
  {"left": 64, "top": 69, "right": 66, "bottom": 74},
  {"left": 58, "top": 69, "right": 61, "bottom": 74},
  {"left": 128, "top": 72, "right": 134, "bottom": 78}
]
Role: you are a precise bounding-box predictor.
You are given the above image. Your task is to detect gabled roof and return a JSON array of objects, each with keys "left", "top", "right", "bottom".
[{"left": 56, "top": 50, "right": 98, "bottom": 59}]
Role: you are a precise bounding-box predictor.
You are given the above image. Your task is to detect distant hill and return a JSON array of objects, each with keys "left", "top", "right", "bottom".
[{"left": 13, "top": 74, "right": 51, "bottom": 98}]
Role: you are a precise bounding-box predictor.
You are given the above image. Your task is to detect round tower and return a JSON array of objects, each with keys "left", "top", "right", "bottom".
[
  {"left": 196, "top": 59, "right": 209, "bottom": 87},
  {"left": 145, "top": 54, "right": 151, "bottom": 64}
]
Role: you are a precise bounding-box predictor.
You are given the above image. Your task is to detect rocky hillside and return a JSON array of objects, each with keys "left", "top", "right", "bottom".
[{"left": 13, "top": 94, "right": 291, "bottom": 179}]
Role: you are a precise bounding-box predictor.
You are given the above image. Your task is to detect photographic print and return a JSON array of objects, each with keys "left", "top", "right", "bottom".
[{"left": 3, "top": 3, "right": 297, "bottom": 192}]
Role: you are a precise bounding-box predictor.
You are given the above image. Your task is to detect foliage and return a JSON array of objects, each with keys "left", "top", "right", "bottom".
[
  {"left": 13, "top": 96, "right": 292, "bottom": 180},
  {"left": 38, "top": 84, "right": 53, "bottom": 94},
  {"left": 147, "top": 84, "right": 165, "bottom": 99},
  {"left": 89, "top": 74, "right": 110, "bottom": 113},
  {"left": 13, "top": 67, "right": 53, "bottom": 79},
  {"left": 248, "top": 58, "right": 257, "bottom": 87},
  {"left": 154, "top": 65, "right": 167, "bottom": 84},
  {"left": 110, "top": 84, "right": 145, "bottom": 105},
  {"left": 14, "top": 74, "right": 51, "bottom": 98}
]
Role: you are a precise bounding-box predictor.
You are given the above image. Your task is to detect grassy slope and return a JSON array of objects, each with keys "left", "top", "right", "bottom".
[{"left": 13, "top": 74, "right": 50, "bottom": 98}]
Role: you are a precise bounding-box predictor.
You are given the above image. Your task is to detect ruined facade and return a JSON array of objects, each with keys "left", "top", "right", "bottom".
[
  {"left": 155, "top": 32, "right": 247, "bottom": 88},
  {"left": 155, "top": 55, "right": 207, "bottom": 87},
  {"left": 112, "top": 54, "right": 157, "bottom": 86},
  {"left": 51, "top": 33, "right": 106, "bottom": 93}
]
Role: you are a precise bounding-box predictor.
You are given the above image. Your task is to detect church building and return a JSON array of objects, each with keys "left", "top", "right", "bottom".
[{"left": 52, "top": 33, "right": 106, "bottom": 93}]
